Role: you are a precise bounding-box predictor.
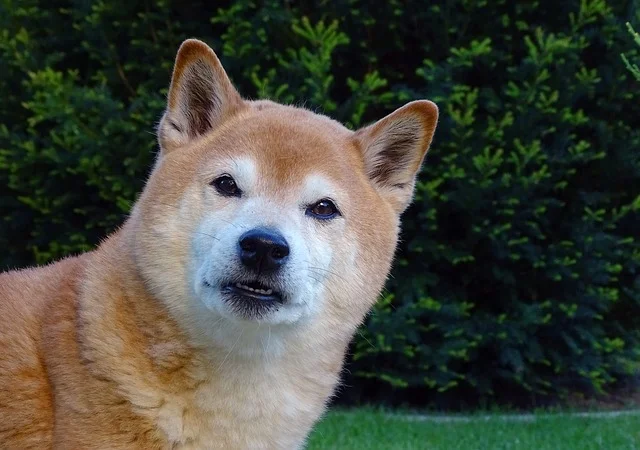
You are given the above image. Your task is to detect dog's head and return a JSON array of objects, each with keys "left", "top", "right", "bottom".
[{"left": 131, "top": 40, "right": 437, "bottom": 353}]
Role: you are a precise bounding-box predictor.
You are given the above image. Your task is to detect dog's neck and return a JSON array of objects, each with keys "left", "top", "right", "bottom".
[{"left": 75, "top": 228, "right": 346, "bottom": 448}]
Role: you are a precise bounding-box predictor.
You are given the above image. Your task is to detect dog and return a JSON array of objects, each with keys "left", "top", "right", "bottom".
[{"left": 0, "top": 39, "right": 438, "bottom": 449}]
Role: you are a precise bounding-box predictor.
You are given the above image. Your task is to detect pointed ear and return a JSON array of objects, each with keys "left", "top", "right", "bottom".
[
  {"left": 157, "top": 39, "right": 243, "bottom": 153},
  {"left": 354, "top": 100, "right": 438, "bottom": 213}
]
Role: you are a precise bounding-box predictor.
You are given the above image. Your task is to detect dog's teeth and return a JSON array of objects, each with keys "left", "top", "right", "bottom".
[
  {"left": 236, "top": 283, "right": 253, "bottom": 291},
  {"left": 234, "top": 283, "right": 274, "bottom": 296}
]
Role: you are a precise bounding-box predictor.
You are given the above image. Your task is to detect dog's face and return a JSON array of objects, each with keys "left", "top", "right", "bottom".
[{"left": 132, "top": 40, "right": 437, "bottom": 353}]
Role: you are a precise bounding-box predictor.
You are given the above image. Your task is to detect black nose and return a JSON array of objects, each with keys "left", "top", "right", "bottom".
[{"left": 238, "top": 228, "right": 290, "bottom": 273}]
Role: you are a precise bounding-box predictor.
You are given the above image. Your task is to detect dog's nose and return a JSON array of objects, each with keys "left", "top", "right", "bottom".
[{"left": 238, "top": 228, "right": 290, "bottom": 273}]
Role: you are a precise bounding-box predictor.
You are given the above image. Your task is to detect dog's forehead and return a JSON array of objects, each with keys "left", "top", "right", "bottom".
[
  {"left": 227, "top": 157, "right": 339, "bottom": 196},
  {"left": 204, "top": 107, "right": 363, "bottom": 189}
]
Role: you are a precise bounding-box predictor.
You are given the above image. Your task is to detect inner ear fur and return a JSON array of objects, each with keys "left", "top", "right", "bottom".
[{"left": 354, "top": 100, "right": 438, "bottom": 213}]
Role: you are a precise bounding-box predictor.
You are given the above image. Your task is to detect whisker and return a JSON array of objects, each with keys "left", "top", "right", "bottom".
[
  {"left": 208, "top": 314, "right": 227, "bottom": 331},
  {"left": 155, "top": 201, "right": 179, "bottom": 209},
  {"left": 305, "top": 265, "right": 350, "bottom": 283},
  {"left": 304, "top": 265, "right": 394, "bottom": 298},
  {"left": 304, "top": 268, "right": 388, "bottom": 320},
  {"left": 215, "top": 216, "right": 246, "bottom": 230},
  {"left": 356, "top": 329, "right": 376, "bottom": 350},
  {"left": 193, "top": 231, "right": 220, "bottom": 241},
  {"left": 216, "top": 328, "right": 243, "bottom": 373},
  {"left": 261, "top": 324, "right": 272, "bottom": 364}
]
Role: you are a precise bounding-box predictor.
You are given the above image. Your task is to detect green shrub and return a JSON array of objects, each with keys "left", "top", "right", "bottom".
[
  {"left": 1, "top": 0, "right": 638, "bottom": 407},
  {"left": 623, "top": 22, "right": 640, "bottom": 80}
]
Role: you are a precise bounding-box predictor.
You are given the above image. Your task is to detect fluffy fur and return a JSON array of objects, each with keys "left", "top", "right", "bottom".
[{"left": 0, "top": 39, "right": 438, "bottom": 449}]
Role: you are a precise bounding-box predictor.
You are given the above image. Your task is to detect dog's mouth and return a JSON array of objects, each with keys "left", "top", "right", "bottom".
[
  {"left": 202, "top": 277, "right": 288, "bottom": 319},
  {"left": 221, "top": 280, "right": 284, "bottom": 303}
]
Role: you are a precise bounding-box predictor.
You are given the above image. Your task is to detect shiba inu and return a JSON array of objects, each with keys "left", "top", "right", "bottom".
[{"left": 0, "top": 39, "right": 438, "bottom": 449}]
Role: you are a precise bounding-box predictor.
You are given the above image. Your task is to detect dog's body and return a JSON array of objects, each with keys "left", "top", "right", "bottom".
[{"left": 0, "top": 40, "right": 437, "bottom": 449}]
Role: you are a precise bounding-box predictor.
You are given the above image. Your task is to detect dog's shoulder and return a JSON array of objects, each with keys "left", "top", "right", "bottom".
[
  {"left": 0, "top": 254, "right": 88, "bottom": 448},
  {"left": 0, "top": 254, "right": 89, "bottom": 324}
]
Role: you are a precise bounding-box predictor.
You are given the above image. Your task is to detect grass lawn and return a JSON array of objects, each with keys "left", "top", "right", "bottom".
[{"left": 307, "top": 408, "right": 640, "bottom": 449}]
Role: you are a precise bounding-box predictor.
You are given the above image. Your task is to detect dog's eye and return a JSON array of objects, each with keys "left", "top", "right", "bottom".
[
  {"left": 212, "top": 175, "right": 241, "bottom": 197},
  {"left": 306, "top": 199, "right": 340, "bottom": 220}
]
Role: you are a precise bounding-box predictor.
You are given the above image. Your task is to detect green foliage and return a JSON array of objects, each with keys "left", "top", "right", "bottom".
[
  {"left": 0, "top": 0, "right": 638, "bottom": 406},
  {"left": 622, "top": 22, "right": 640, "bottom": 80}
]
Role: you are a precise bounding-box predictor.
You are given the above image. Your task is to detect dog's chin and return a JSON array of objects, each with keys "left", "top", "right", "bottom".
[{"left": 201, "top": 278, "right": 307, "bottom": 324}]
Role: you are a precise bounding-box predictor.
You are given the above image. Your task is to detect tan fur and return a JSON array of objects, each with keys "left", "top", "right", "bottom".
[{"left": 0, "top": 39, "right": 438, "bottom": 449}]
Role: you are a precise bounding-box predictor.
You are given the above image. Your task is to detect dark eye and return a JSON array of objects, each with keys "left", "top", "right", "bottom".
[
  {"left": 211, "top": 175, "right": 241, "bottom": 197},
  {"left": 306, "top": 199, "right": 340, "bottom": 220}
]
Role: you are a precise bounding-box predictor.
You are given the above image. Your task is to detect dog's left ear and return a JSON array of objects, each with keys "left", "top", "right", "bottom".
[
  {"left": 354, "top": 100, "right": 438, "bottom": 213},
  {"left": 158, "top": 39, "right": 244, "bottom": 154}
]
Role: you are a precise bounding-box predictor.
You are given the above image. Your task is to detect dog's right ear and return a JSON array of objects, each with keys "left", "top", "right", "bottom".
[{"left": 157, "top": 39, "right": 243, "bottom": 154}]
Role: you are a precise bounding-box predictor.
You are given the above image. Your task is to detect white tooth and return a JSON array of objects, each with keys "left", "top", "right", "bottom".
[{"left": 233, "top": 283, "right": 275, "bottom": 295}]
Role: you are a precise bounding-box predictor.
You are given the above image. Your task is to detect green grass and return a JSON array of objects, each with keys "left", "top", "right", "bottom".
[{"left": 307, "top": 408, "right": 640, "bottom": 449}]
